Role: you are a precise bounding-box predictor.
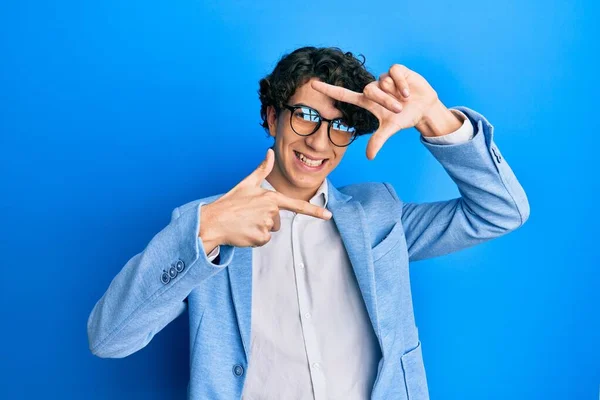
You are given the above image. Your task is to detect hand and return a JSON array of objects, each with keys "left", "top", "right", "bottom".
[
  {"left": 311, "top": 64, "right": 450, "bottom": 160},
  {"left": 199, "top": 149, "right": 333, "bottom": 251}
]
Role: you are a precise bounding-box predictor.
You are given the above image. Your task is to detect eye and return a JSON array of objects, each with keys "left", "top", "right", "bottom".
[
  {"left": 294, "top": 106, "right": 320, "bottom": 122},
  {"left": 332, "top": 119, "right": 356, "bottom": 133}
]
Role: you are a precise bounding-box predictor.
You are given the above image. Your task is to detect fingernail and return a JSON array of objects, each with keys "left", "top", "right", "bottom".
[
  {"left": 394, "top": 102, "right": 403, "bottom": 112},
  {"left": 402, "top": 89, "right": 410, "bottom": 97},
  {"left": 324, "top": 210, "right": 333, "bottom": 219}
]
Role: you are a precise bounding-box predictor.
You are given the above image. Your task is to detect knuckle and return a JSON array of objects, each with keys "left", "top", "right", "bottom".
[
  {"left": 263, "top": 191, "right": 277, "bottom": 203},
  {"left": 390, "top": 63, "right": 404, "bottom": 73},
  {"left": 252, "top": 230, "right": 270, "bottom": 246},
  {"left": 261, "top": 231, "right": 271, "bottom": 244}
]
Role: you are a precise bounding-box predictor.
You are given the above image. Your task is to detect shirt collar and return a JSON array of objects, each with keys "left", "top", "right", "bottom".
[{"left": 260, "top": 178, "right": 329, "bottom": 208}]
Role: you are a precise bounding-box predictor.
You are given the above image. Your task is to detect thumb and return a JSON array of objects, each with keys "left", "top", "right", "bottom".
[{"left": 242, "top": 148, "right": 275, "bottom": 187}]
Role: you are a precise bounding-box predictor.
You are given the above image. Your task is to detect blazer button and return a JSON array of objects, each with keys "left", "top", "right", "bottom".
[
  {"left": 168, "top": 266, "right": 178, "bottom": 279},
  {"left": 160, "top": 271, "right": 171, "bottom": 284},
  {"left": 175, "top": 259, "right": 185, "bottom": 273},
  {"left": 232, "top": 364, "right": 244, "bottom": 377}
]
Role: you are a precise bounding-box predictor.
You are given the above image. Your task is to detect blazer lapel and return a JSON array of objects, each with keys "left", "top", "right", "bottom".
[
  {"left": 327, "top": 180, "right": 381, "bottom": 340},
  {"left": 227, "top": 246, "right": 253, "bottom": 361}
]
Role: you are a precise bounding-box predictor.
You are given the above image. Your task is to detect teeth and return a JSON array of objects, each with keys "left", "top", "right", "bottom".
[{"left": 296, "top": 151, "right": 324, "bottom": 167}]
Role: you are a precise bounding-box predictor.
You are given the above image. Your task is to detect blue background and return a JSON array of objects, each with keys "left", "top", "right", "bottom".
[{"left": 1, "top": 0, "right": 598, "bottom": 398}]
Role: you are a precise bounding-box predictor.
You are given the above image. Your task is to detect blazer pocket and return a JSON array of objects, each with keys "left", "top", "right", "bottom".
[
  {"left": 371, "top": 221, "right": 404, "bottom": 262},
  {"left": 401, "top": 340, "right": 430, "bottom": 400}
]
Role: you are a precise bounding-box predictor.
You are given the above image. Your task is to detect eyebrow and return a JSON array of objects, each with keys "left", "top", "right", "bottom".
[{"left": 292, "top": 102, "right": 344, "bottom": 120}]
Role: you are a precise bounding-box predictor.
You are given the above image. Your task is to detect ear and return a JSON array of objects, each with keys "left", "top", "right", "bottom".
[{"left": 267, "top": 105, "right": 278, "bottom": 138}]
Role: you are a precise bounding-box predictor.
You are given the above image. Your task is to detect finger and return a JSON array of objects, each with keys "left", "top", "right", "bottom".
[
  {"left": 310, "top": 80, "right": 372, "bottom": 111},
  {"left": 389, "top": 64, "right": 410, "bottom": 98},
  {"left": 256, "top": 230, "right": 272, "bottom": 247},
  {"left": 363, "top": 82, "right": 403, "bottom": 113},
  {"left": 378, "top": 73, "right": 401, "bottom": 99},
  {"left": 365, "top": 122, "right": 407, "bottom": 160},
  {"left": 271, "top": 212, "right": 281, "bottom": 232},
  {"left": 240, "top": 148, "right": 274, "bottom": 187},
  {"left": 366, "top": 131, "right": 393, "bottom": 160},
  {"left": 263, "top": 215, "right": 275, "bottom": 231},
  {"left": 274, "top": 193, "right": 333, "bottom": 220}
]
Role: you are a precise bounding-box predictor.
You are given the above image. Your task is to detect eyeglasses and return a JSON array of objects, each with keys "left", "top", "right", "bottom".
[{"left": 282, "top": 104, "right": 358, "bottom": 147}]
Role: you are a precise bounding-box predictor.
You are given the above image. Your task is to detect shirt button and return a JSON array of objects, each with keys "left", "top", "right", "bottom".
[
  {"left": 312, "top": 362, "right": 321, "bottom": 369},
  {"left": 304, "top": 312, "right": 312, "bottom": 319},
  {"left": 298, "top": 263, "right": 305, "bottom": 269}
]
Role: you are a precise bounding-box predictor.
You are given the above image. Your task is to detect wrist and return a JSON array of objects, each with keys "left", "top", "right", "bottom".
[
  {"left": 199, "top": 204, "right": 224, "bottom": 255},
  {"left": 416, "top": 99, "right": 463, "bottom": 137}
]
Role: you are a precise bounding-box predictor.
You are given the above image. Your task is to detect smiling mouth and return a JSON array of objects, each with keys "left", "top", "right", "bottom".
[{"left": 294, "top": 150, "right": 328, "bottom": 167}]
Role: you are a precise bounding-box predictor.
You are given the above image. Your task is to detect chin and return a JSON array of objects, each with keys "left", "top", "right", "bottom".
[{"left": 294, "top": 175, "right": 324, "bottom": 188}]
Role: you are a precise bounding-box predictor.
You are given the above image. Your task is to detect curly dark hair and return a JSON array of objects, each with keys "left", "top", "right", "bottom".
[{"left": 259, "top": 46, "right": 379, "bottom": 137}]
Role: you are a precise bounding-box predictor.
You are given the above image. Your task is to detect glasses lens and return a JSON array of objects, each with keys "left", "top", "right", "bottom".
[
  {"left": 290, "top": 106, "right": 320, "bottom": 135},
  {"left": 330, "top": 119, "right": 357, "bottom": 146}
]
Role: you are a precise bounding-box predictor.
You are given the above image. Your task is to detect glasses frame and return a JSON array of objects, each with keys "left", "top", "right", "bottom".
[{"left": 282, "top": 104, "right": 358, "bottom": 147}]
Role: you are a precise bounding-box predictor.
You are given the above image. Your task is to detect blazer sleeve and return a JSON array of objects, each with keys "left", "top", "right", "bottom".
[
  {"left": 87, "top": 202, "right": 235, "bottom": 358},
  {"left": 384, "top": 106, "right": 530, "bottom": 262}
]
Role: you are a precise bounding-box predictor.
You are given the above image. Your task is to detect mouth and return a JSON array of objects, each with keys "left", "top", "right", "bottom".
[{"left": 293, "top": 150, "right": 328, "bottom": 171}]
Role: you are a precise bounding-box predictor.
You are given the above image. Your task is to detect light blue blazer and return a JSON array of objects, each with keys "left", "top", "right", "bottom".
[{"left": 87, "top": 106, "right": 530, "bottom": 400}]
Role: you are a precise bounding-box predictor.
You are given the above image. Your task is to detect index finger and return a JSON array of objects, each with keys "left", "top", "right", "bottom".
[
  {"left": 311, "top": 80, "right": 369, "bottom": 110},
  {"left": 274, "top": 192, "right": 332, "bottom": 220}
]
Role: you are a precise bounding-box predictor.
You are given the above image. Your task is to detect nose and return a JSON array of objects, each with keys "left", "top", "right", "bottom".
[{"left": 304, "top": 122, "right": 330, "bottom": 152}]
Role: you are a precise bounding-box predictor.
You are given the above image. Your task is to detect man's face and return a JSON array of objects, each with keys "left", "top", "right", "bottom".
[{"left": 266, "top": 77, "right": 349, "bottom": 195}]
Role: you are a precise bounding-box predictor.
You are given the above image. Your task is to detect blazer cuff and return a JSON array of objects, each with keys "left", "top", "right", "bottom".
[{"left": 204, "top": 244, "right": 221, "bottom": 263}]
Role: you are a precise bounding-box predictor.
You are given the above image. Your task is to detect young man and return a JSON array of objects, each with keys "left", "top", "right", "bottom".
[{"left": 87, "top": 46, "right": 530, "bottom": 400}]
